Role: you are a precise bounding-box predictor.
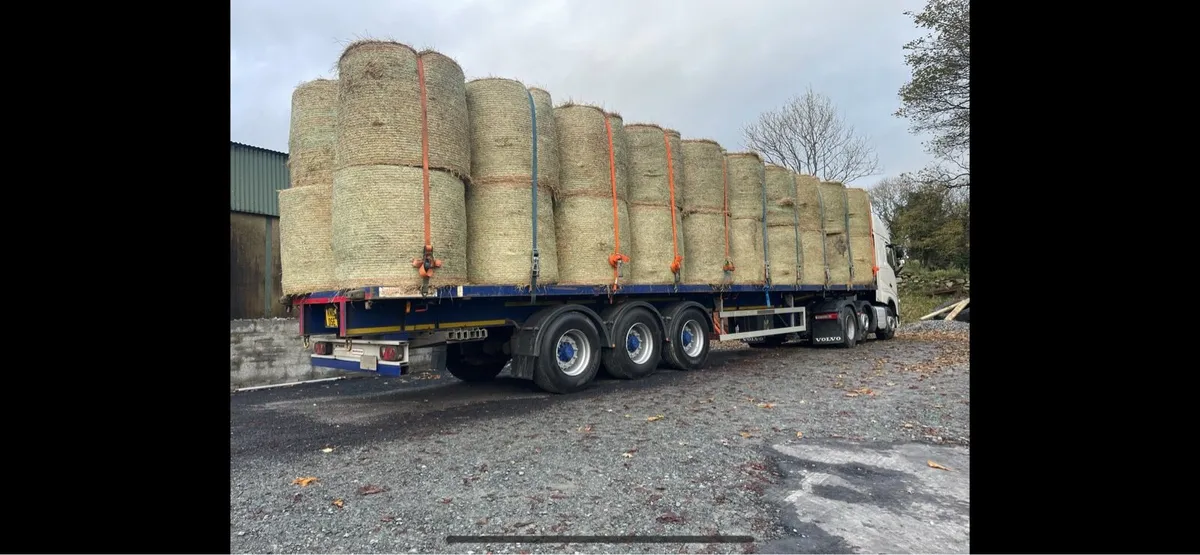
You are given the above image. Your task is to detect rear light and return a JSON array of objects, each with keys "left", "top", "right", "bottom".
[
  {"left": 814, "top": 312, "right": 839, "bottom": 320},
  {"left": 313, "top": 342, "right": 333, "bottom": 355},
  {"left": 380, "top": 346, "right": 401, "bottom": 362}
]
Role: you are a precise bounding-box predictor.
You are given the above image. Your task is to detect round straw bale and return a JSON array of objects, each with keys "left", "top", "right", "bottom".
[
  {"left": 625, "top": 124, "right": 684, "bottom": 207},
  {"left": 793, "top": 174, "right": 823, "bottom": 231},
  {"left": 680, "top": 139, "right": 725, "bottom": 212},
  {"left": 279, "top": 186, "right": 336, "bottom": 295},
  {"left": 845, "top": 187, "right": 874, "bottom": 285},
  {"left": 554, "top": 194, "right": 632, "bottom": 285},
  {"left": 628, "top": 204, "right": 686, "bottom": 284},
  {"left": 465, "top": 78, "right": 561, "bottom": 192},
  {"left": 764, "top": 164, "right": 797, "bottom": 227},
  {"left": 466, "top": 183, "right": 559, "bottom": 285},
  {"left": 288, "top": 79, "right": 338, "bottom": 189},
  {"left": 681, "top": 212, "right": 730, "bottom": 285},
  {"left": 335, "top": 42, "right": 471, "bottom": 179},
  {"left": 730, "top": 217, "right": 765, "bottom": 285},
  {"left": 767, "top": 226, "right": 799, "bottom": 285},
  {"left": 725, "top": 152, "right": 765, "bottom": 220},
  {"left": 331, "top": 165, "right": 467, "bottom": 291},
  {"left": 553, "top": 105, "right": 630, "bottom": 200},
  {"left": 818, "top": 181, "right": 851, "bottom": 285}
]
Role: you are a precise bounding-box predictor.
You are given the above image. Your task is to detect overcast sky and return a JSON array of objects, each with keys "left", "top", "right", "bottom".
[{"left": 231, "top": 0, "right": 933, "bottom": 186}]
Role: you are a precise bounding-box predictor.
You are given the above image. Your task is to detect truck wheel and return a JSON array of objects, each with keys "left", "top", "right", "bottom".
[
  {"left": 663, "top": 307, "right": 711, "bottom": 371},
  {"left": 839, "top": 306, "right": 858, "bottom": 349},
  {"left": 532, "top": 311, "right": 602, "bottom": 394},
  {"left": 875, "top": 306, "right": 898, "bottom": 340},
  {"left": 601, "top": 308, "right": 662, "bottom": 380},
  {"left": 445, "top": 343, "right": 508, "bottom": 382}
]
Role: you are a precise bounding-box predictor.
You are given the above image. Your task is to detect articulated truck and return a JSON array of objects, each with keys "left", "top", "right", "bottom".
[{"left": 286, "top": 212, "right": 903, "bottom": 394}]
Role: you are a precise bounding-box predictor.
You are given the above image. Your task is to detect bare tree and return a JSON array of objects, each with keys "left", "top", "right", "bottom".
[
  {"left": 742, "top": 86, "right": 882, "bottom": 184},
  {"left": 868, "top": 175, "right": 918, "bottom": 229}
]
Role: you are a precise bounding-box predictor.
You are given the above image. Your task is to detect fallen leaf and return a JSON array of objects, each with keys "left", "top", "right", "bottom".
[
  {"left": 578, "top": 424, "right": 593, "bottom": 433},
  {"left": 739, "top": 432, "right": 754, "bottom": 439},
  {"left": 622, "top": 448, "right": 638, "bottom": 458},
  {"left": 927, "top": 460, "right": 952, "bottom": 471},
  {"left": 844, "top": 392, "right": 860, "bottom": 398},
  {"left": 358, "top": 484, "right": 388, "bottom": 496},
  {"left": 756, "top": 403, "right": 775, "bottom": 409},
  {"left": 441, "top": 497, "right": 453, "bottom": 504},
  {"left": 902, "top": 423, "right": 914, "bottom": 429},
  {"left": 292, "top": 477, "right": 318, "bottom": 487},
  {"left": 320, "top": 447, "right": 334, "bottom": 453},
  {"left": 647, "top": 415, "right": 664, "bottom": 422},
  {"left": 795, "top": 431, "right": 804, "bottom": 438},
  {"left": 332, "top": 499, "right": 344, "bottom": 508},
  {"left": 380, "top": 515, "right": 396, "bottom": 523},
  {"left": 624, "top": 414, "right": 631, "bottom": 418},
  {"left": 854, "top": 387, "right": 876, "bottom": 396}
]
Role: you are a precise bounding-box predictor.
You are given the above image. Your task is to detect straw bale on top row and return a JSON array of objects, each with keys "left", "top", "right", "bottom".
[
  {"left": 679, "top": 139, "right": 726, "bottom": 213},
  {"left": 465, "top": 78, "right": 561, "bottom": 192},
  {"left": 553, "top": 104, "right": 629, "bottom": 200},
  {"left": 334, "top": 41, "right": 471, "bottom": 180},
  {"left": 764, "top": 164, "right": 797, "bottom": 227},
  {"left": 625, "top": 124, "right": 684, "bottom": 207},
  {"left": 287, "top": 79, "right": 338, "bottom": 189},
  {"left": 725, "top": 151, "right": 766, "bottom": 220}
]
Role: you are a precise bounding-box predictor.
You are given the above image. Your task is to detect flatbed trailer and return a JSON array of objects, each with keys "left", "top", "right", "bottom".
[{"left": 289, "top": 264, "right": 901, "bottom": 394}]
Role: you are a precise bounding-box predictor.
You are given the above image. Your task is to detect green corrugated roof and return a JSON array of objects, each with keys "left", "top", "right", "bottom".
[{"left": 230, "top": 141, "right": 289, "bottom": 216}]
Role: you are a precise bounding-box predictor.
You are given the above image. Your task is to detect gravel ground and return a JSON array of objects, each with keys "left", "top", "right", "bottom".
[{"left": 230, "top": 320, "right": 969, "bottom": 554}]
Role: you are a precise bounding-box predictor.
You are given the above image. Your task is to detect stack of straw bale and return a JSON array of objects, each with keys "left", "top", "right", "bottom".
[
  {"left": 679, "top": 139, "right": 730, "bottom": 285},
  {"left": 725, "top": 152, "right": 767, "bottom": 285},
  {"left": 552, "top": 105, "right": 632, "bottom": 285},
  {"left": 464, "top": 78, "right": 561, "bottom": 285},
  {"left": 764, "top": 165, "right": 800, "bottom": 285},
  {"left": 330, "top": 41, "right": 471, "bottom": 292},
  {"left": 819, "top": 181, "right": 852, "bottom": 286},
  {"left": 625, "top": 124, "right": 686, "bottom": 284},
  {"left": 279, "top": 78, "right": 338, "bottom": 295},
  {"left": 844, "top": 187, "right": 876, "bottom": 286},
  {"left": 793, "top": 174, "right": 826, "bottom": 286}
]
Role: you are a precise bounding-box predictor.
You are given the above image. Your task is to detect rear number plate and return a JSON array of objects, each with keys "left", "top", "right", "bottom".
[{"left": 360, "top": 355, "right": 378, "bottom": 371}]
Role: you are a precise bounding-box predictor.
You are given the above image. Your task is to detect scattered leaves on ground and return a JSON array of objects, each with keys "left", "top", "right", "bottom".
[
  {"left": 357, "top": 484, "right": 388, "bottom": 496},
  {"left": 320, "top": 447, "right": 333, "bottom": 453},
  {"left": 622, "top": 448, "right": 638, "bottom": 458},
  {"left": 646, "top": 415, "right": 664, "bottom": 422},
  {"left": 927, "top": 460, "right": 952, "bottom": 471},
  {"left": 756, "top": 403, "right": 775, "bottom": 409},
  {"left": 796, "top": 431, "right": 804, "bottom": 438},
  {"left": 331, "top": 499, "right": 344, "bottom": 508},
  {"left": 656, "top": 511, "right": 686, "bottom": 524},
  {"left": 292, "top": 477, "right": 318, "bottom": 487}
]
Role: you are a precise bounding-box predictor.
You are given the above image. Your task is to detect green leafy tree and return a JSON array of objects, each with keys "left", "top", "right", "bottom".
[
  {"left": 892, "top": 184, "right": 969, "bottom": 271},
  {"left": 896, "top": 0, "right": 970, "bottom": 189}
]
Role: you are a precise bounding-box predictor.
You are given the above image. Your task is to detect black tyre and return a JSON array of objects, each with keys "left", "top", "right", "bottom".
[
  {"left": 445, "top": 342, "right": 508, "bottom": 382},
  {"left": 601, "top": 308, "right": 663, "bottom": 380},
  {"left": 839, "top": 306, "right": 858, "bottom": 349},
  {"left": 875, "top": 305, "right": 898, "bottom": 340},
  {"left": 859, "top": 302, "right": 878, "bottom": 336},
  {"left": 532, "top": 311, "right": 603, "bottom": 394},
  {"left": 663, "top": 307, "right": 711, "bottom": 371}
]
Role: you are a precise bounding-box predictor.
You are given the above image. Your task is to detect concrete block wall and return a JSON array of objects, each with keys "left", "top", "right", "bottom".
[{"left": 231, "top": 318, "right": 440, "bottom": 390}]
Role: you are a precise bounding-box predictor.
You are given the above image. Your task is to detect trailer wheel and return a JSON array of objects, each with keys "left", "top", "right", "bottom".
[
  {"left": 601, "top": 308, "right": 663, "bottom": 380},
  {"left": 875, "top": 305, "right": 898, "bottom": 340},
  {"left": 839, "top": 306, "right": 858, "bottom": 349},
  {"left": 663, "top": 307, "right": 711, "bottom": 371},
  {"left": 445, "top": 342, "right": 508, "bottom": 383},
  {"left": 532, "top": 311, "right": 602, "bottom": 394}
]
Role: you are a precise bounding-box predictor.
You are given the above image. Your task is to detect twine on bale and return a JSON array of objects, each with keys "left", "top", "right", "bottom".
[
  {"left": 791, "top": 174, "right": 803, "bottom": 284},
  {"left": 722, "top": 155, "right": 735, "bottom": 276},
  {"left": 287, "top": 79, "right": 338, "bottom": 189},
  {"left": 664, "top": 130, "right": 682, "bottom": 283}
]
